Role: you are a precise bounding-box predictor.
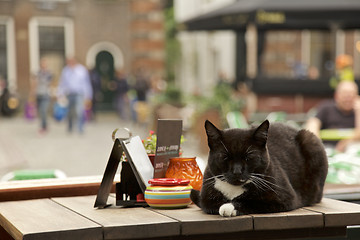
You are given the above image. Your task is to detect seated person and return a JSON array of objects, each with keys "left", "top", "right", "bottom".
[{"left": 306, "top": 81, "right": 360, "bottom": 152}]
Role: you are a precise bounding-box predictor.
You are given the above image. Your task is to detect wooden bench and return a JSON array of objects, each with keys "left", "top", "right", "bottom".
[
  {"left": 0, "top": 175, "right": 117, "bottom": 202},
  {"left": 1, "top": 195, "right": 360, "bottom": 240}
]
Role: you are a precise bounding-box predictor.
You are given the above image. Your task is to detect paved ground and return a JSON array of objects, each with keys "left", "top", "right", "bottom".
[{"left": 0, "top": 113, "right": 207, "bottom": 180}]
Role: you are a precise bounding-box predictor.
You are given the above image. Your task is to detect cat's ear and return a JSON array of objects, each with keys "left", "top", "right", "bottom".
[
  {"left": 205, "top": 120, "right": 221, "bottom": 148},
  {"left": 253, "top": 120, "right": 269, "bottom": 146}
]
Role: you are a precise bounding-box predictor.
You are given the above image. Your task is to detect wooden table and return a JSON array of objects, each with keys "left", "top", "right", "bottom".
[{"left": 1, "top": 195, "right": 360, "bottom": 240}]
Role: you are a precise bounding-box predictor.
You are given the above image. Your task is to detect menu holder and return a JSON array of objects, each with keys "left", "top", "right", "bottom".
[
  {"left": 154, "top": 119, "right": 183, "bottom": 178},
  {"left": 95, "top": 119, "right": 182, "bottom": 208},
  {"left": 94, "top": 135, "right": 154, "bottom": 208},
  {"left": 94, "top": 138, "right": 122, "bottom": 208}
]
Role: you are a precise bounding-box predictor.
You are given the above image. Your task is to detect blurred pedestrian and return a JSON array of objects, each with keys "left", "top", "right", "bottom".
[
  {"left": 115, "top": 69, "right": 129, "bottom": 120},
  {"left": 133, "top": 68, "right": 150, "bottom": 124},
  {"left": 134, "top": 68, "right": 150, "bottom": 102},
  {"left": 57, "top": 57, "right": 93, "bottom": 134},
  {"left": 30, "top": 58, "right": 53, "bottom": 133},
  {"left": 89, "top": 67, "right": 101, "bottom": 121},
  {"left": 0, "top": 76, "right": 6, "bottom": 115}
]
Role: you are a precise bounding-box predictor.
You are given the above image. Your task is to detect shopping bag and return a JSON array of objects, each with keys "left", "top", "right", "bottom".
[
  {"left": 53, "top": 101, "right": 68, "bottom": 121},
  {"left": 24, "top": 101, "right": 37, "bottom": 120}
]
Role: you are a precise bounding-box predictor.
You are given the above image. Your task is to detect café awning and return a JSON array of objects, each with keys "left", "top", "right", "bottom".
[{"left": 181, "top": 0, "right": 360, "bottom": 31}]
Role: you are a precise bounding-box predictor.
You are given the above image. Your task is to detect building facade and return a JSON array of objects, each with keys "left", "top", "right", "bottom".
[
  {"left": 0, "top": 0, "right": 166, "bottom": 110},
  {"left": 176, "top": 0, "right": 360, "bottom": 114},
  {"left": 174, "top": 0, "right": 236, "bottom": 96}
]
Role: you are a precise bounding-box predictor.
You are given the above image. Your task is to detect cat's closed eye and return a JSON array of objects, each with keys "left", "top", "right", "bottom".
[{"left": 221, "top": 154, "right": 230, "bottom": 162}]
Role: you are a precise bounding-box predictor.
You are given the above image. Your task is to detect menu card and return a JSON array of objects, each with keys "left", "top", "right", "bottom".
[
  {"left": 121, "top": 136, "right": 154, "bottom": 191},
  {"left": 153, "top": 119, "right": 183, "bottom": 178}
]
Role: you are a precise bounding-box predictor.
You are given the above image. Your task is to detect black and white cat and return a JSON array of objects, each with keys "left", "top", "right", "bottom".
[{"left": 191, "top": 120, "right": 328, "bottom": 217}]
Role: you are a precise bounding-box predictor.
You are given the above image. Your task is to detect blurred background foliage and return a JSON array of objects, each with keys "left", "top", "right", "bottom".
[{"left": 165, "top": 1, "right": 180, "bottom": 83}]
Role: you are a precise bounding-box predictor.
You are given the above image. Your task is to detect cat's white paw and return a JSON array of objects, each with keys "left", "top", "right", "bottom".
[{"left": 219, "top": 203, "right": 237, "bottom": 217}]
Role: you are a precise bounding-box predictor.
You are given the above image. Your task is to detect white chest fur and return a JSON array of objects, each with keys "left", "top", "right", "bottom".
[{"left": 214, "top": 178, "right": 247, "bottom": 200}]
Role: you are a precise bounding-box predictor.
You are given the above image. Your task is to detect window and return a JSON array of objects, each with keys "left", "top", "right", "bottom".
[
  {"left": 29, "top": 17, "right": 74, "bottom": 82},
  {"left": 342, "top": 30, "right": 360, "bottom": 79},
  {"left": 308, "top": 31, "right": 334, "bottom": 80},
  {"left": 39, "top": 26, "right": 65, "bottom": 58},
  {"left": 261, "top": 30, "right": 302, "bottom": 79},
  {"left": 259, "top": 30, "right": 335, "bottom": 81}
]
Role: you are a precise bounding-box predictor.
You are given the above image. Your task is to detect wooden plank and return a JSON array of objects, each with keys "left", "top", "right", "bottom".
[
  {"left": 0, "top": 224, "right": 14, "bottom": 240},
  {"left": 0, "top": 198, "right": 102, "bottom": 240},
  {"left": 324, "top": 183, "right": 360, "bottom": 201},
  {"left": 52, "top": 195, "right": 180, "bottom": 239},
  {"left": 324, "top": 183, "right": 360, "bottom": 195},
  {"left": 151, "top": 204, "right": 253, "bottom": 236},
  {"left": 0, "top": 175, "right": 117, "bottom": 202},
  {"left": 251, "top": 207, "right": 323, "bottom": 230},
  {"left": 166, "top": 227, "right": 346, "bottom": 240},
  {"left": 305, "top": 198, "right": 360, "bottom": 227}
]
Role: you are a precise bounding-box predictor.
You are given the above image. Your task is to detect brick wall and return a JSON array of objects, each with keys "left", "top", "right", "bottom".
[
  {"left": 0, "top": 0, "right": 166, "bottom": 99},
  {"left": 130, "top": 0, "right": 165, "bottom": 74}
]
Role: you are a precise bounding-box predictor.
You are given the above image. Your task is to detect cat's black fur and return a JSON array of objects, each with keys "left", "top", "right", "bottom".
[{"left": 191, "top": 120, "right": 328, "bottom": 217}]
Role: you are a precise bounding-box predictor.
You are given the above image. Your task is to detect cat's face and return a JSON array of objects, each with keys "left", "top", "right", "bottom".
[{"left": 205, "top": 120, "right": 270, "bottom": 186}]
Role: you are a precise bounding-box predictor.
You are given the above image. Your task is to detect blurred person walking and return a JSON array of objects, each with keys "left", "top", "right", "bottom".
[
  {"left": 132, "top": 68, "right": 150, "bottom": 124},
  {"left": 57, "top": 57, "right": 93, "bottom": 134},
  {"left": 115, "top": 69, "right": 129, "bottom": 120},
  {"left": 89, "top": 67, "right": 101, "bottom": 121},
  {"left": 30, "top": 58, "right": 53, "bottom": 133},
  {"left": 134, "top": 68, "right": 150, "bottom": 102}
]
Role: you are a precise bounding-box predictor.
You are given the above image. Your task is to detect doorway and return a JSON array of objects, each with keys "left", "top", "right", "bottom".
[{"left": 94, "top": 51, "right": 116, "bottom": 111}]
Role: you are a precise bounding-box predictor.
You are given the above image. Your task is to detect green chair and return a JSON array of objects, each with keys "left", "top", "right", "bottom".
[
  {"left": 266, "top": 111, "right": 287, "bottom": 123},
  {"left": 226, "top": 111, "right": 249, "bottom": 129}
]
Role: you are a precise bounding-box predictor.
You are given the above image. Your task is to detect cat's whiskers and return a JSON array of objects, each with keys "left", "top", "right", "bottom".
[
  {"left": 250, "top": 178, "right": 267, "bottom": 192},
  {"left": 203, "top": 174, "right": 224, "bottom": 183},
  {"left": 202, "top": 174, "right": 225, "bottom": 187},
  {"left": 250, "top": 176, "right": 279, "bottom": 196},
  {"left": 251, "top": 175, "right": 283, "bottom": 190},
  {"left": 250, "top": 176, "right": 272, "bottom": 191},
  {"left": 252, "top": 173, "right": 276, "bottom": 180},
  {"left": 249, "top": 174, "right": 286, "bottom": 196}
]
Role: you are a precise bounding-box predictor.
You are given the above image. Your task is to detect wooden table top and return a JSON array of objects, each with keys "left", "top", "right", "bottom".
[{"left": 1, "top": 195, "right": 360, "bottom": 240}]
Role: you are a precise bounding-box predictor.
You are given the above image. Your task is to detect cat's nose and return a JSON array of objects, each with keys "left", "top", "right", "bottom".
[{"left": 233, "top": 165, "right": 242, "bottom": 175}]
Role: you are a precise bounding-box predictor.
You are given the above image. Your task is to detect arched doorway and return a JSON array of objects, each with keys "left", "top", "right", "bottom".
[
  {"left": 86, "top": 41, "right": 124, "bottom": 111},
  {"left": 93, "top": 51, "right": 116, "bottom": 111}
]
